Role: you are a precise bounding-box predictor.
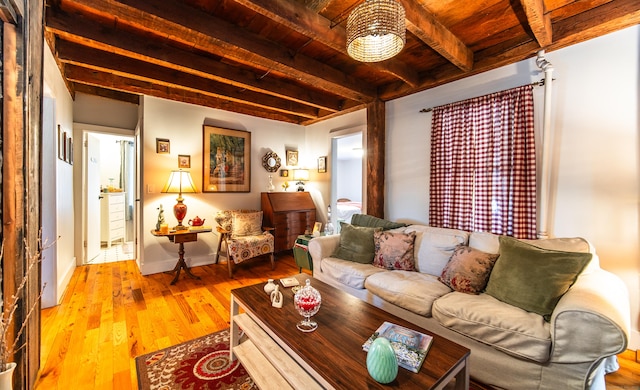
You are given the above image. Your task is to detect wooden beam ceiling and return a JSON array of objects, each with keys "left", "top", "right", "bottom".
[{"left": 43, "top": 0, "right": 640, "bottom": 124}]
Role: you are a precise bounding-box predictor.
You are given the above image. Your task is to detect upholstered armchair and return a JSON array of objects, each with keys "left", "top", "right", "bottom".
[{"left": 214, "top": 210, "right": 275, "bottom": 277}]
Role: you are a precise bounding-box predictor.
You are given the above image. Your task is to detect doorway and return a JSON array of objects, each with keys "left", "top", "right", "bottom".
[
  {"left": 82, "top": 130, "right": 137, "bottom": 264},
  {"left": 330, "top": 131, "right": 364, "bottom": 230}
]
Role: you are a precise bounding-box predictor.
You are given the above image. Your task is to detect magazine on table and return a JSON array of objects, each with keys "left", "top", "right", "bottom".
[{"left": 362, "top": 321, "right": 433, "bottom": 373}]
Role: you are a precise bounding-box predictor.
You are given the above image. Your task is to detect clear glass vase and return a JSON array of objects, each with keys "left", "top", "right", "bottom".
[{"left": 293, "top": 279, "right": 322, "bottom": 332}]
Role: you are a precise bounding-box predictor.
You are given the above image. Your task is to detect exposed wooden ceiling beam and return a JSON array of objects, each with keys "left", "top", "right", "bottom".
[
  {"left": 232, "top": 0, "right": 420, "bottom": 87},
  {"left": 550, "top": 0, "right": 640, "bottom": 50},
  {"left": 401, "top": 0, "right": 474, "bottom": 72},
  {"left": 73, "top": 82, "right": 140, "bottom": 105},
  {"left": 519, "top": 0, "right": 552, "bottom": 47},
  {"left": 64, "top": 65, "right": 306, "bottom": 124},
  {"left": 65, "top": 0, "right": 376, "bottom": 103},
  {"left": 55, "top": 40, "right": 321, "bottom": 119},
  {"left": 45, "top": 7, "right": 346, "bottom": 113}
]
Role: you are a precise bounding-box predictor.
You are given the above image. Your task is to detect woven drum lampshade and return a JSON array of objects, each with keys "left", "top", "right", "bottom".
[{"left": 346, "top": 0, "right": 406, "bottom": 63}]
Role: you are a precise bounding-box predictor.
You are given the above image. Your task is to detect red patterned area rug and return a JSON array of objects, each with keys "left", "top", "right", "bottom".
[{"left": 135, "top": 329, "right": 256, "bottom": 390}]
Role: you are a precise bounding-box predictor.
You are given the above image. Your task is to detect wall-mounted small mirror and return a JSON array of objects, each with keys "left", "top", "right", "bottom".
[{"left": 262, "top": 151, "right": 281, "bottom": 172}]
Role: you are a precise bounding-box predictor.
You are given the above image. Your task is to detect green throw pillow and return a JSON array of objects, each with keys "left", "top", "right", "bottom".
[
  {"left": 485, "top": 236, "right": 592, "bottom": 321},
  {"left": 350, "top": 214, "right": 406, "bottom": 231},
  {"left": 332, "top": 222, "right": 382, "bottom": 263}
]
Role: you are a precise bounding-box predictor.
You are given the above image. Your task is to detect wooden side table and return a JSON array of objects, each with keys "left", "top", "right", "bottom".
[{"left": 151, "top": 227, "right": 212, "bottom": 285}]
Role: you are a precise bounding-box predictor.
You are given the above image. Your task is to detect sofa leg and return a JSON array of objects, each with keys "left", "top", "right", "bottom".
[
  {"left": 269, "top": 252, "right": 275, "bottom": 270},
  {"left": 228, "top": 257, "right": 233, "bottom": 278}
]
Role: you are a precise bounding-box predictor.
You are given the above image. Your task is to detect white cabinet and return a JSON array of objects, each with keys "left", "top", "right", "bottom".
[{"left": 100, "top": 192, "right": 125, "bottom": 247}]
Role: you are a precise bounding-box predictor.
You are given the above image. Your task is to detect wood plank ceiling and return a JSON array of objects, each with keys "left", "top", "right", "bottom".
[{"left": 44, "top": 0, "right": 640, "bottom": 125}]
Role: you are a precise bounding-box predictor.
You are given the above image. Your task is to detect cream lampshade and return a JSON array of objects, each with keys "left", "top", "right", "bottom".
[
  {"left": 162, "top": 170, "right": 198, "bottom": 230},
  {"left": 292, "top": 169, "right": 309, "bottom": 192}
]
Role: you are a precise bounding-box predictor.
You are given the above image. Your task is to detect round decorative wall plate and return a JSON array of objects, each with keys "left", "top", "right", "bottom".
[{"left": 262, "top": 151, "right": 281, "bottom": 172}]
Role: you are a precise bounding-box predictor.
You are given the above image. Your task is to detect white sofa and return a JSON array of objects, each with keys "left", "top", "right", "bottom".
[{"left": 308, "top": 222, "right": 630, "bottom": 389}]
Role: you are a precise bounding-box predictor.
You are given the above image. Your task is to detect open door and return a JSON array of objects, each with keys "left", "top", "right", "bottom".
[{"left": 85, "top": 133, "right": 102, "bottom": 263}]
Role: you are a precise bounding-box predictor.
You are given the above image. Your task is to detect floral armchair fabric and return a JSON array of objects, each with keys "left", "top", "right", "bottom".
[{"left": 215, "top": 210, "right": 274, "bottom": 277}]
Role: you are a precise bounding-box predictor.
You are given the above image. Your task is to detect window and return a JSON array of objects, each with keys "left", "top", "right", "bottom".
[{"left": 429, "top": 85, "right": 537, "bottom": 238}]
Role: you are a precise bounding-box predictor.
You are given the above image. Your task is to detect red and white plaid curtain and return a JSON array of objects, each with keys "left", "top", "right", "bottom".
[{"left": 429, "top": 85, "right": 537, "bottom": 239}]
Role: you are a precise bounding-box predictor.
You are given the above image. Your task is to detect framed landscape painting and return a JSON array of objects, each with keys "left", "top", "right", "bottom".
[{"left": 203, "top": 125, "right": 251, "bottom": 192}]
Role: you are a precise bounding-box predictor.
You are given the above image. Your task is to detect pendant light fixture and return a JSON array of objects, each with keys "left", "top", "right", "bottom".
[{"left": 346, "top": 0, "right": 406, "bottom": 63}]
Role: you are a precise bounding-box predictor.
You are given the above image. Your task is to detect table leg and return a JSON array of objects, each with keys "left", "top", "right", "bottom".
[
  {"left": 169, "top": 242, "right": 201, "bottom": 285},
  {"left": 454, "top": 358, "right": 469, "bottom": 390},
  {"left": 230, "top": 295, "right": 240, "bottom": 361}
]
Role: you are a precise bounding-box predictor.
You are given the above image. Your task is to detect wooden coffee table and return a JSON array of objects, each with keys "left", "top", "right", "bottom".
[{"left": 230, "top": 274, "right": 470, "bottom": 389}]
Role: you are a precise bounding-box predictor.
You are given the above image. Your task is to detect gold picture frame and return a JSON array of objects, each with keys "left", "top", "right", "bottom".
[
  {"left": 318, "top": 156, "right": 327, "bottom": 173},
  {"left": 286, "top": 150, "right": 298, "bottom": 166},
  {"left": 156, "top": 138, "right": 170, "bottom": 154},
  {"left": 178, "top": 154, "right": 191, "bottom": 168},
  {"left": 203, "top": 126, "right": 251, "bottom": 192}
]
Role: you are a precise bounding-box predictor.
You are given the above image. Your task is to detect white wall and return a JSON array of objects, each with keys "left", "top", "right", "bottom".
[
  {"left": 140, "top": 97, "right": 306, "bottom": 275},
  {"left": 74, "top": 93, "right": 139, "bottom": 130},
  {"left": 385, "top": 26, "right": 640, "bottom": 349},
  {"left": 42, "top": 44, "right": 76, "bottom": 307}
]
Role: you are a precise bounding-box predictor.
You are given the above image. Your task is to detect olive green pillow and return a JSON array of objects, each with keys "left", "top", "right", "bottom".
[
  {"left": 350, "top": 214, "right": 407, "bottom": 231},
  {"left": 485, "top": 236, "right": 592, "bottom": 321},
  {"left": 332, "top": 222, "right": 382, "bottom": 263}
]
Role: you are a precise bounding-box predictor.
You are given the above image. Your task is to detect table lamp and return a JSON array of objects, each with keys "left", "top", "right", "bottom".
[
  {"left": 293, "top": 169, "right": 309, "bottom": 192},
  {"left": 162, "top": 170, "right": 198, "bottom": 230}
]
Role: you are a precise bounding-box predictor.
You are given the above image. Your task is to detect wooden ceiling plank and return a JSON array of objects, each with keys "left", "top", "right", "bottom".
[
  {"left": 401, "top": 0, "right": 474, "bottom": 72},
  {"left": 73, "top": 82, "right": 140, "bottom": 104},
  {"left": 55, "top": 40, "right": 321, "bottom": 119},
  {"left": 550, "top": 0, "right": 640, "bottom": 51},
  {"left": 377, "top": 40, "right": 541, "bottom": 101},
  {"left": 65, "top": 0, "right": 376, "bottom": 102},
  {"left": 519, "top": 0, "right": 552, "bottom": 47},
  {"left": 45, "top": 7, "right": 344, "bottom": 113},
  {"left": 64, "top": 65, "right": 305, "bottom": 124},
  {"left": 232, "top": 0, "right": 420, "bottom": 87}
]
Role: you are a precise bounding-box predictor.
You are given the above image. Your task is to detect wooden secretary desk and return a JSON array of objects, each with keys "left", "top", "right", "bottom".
[{"left": 261, "top": 192, "right": 316, "bottom": 252}]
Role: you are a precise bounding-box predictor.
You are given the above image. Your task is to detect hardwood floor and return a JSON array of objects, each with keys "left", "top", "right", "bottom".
[{"left": 35, "top": 254, "right": 639, "bottom": 389}]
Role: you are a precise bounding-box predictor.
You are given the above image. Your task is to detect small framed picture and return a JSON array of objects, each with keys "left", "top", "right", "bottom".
[
  {"left": 63, "top": 131, "right": 68, "bottom": 161},
  {"left": 286, "top": 150, "right": 298, "bottom": 166},
  {"left": 156, "top": 138, "right": 170, "bottom": 154},
  {"left": 68, "top": 138, "right": 74, "bottom": 165},
  {"left": 57, "top": 125, "right": 64, "bottom": 160},
  {"left": 318, "top": 156, "right": 327, "bottom": 173},
  {"left": 280, "top": 169, "right": 289, "bottom": 177},
  {"left": 312, "top": 222, "right": 322, "bottom": 235},
  {"left": 178, "top": 154, "right": 191, "bottom": 168}
]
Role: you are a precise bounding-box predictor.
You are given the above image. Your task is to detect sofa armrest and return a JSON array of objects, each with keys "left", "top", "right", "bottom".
[
  {"left": 549, "top": 269, "right": 630, "bottom": 363},
  {"left": 308, "top": 235, "right": 341, "bottom": 273}
]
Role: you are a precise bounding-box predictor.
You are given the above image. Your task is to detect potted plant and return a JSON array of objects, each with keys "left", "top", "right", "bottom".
[{"left": 0, "top": 240, "right": 46, "bottom": 389}]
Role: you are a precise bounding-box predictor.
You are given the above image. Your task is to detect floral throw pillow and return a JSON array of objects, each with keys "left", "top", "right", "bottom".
[
  {"left": 439, "top": 245, "right": 500, "bottom": 294},
  {"left": 231, "top": 211, "right": 263, "bottom": 238},
  {"left": 373, "top": 231, "right": 416, "bottom": 271}
]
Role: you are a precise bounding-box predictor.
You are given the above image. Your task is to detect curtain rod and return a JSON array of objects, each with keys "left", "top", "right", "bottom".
[{"left": 419, "top": 78, "right": 552, "bottom": 113}]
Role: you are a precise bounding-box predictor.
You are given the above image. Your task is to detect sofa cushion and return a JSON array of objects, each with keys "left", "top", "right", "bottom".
[
  {"left": 332, "top": 223, "right": 383, "bottom": 264},
  {"left": 372, "top": 231, "right": 416, "bottom": 271},
  {"left": 404, "top": 226, "right": 469, "bottom": 276},
  {"left": 364, "top": 271, "right": 452, "bottom": 316},
  {"left": 439, "top": 245, "right": 499, "bottom": 294},
  {"left": 433, "top": 292, "right": 552, "bottom": 363},
  {"left": 351, "top": 214, "right": 407, "bottom": 230},
  {"left": 319, "top": 257, "right": 385, "bottom": 289},
  {"left": 485, "top": 236, "right": 592, "bottom": 321},
  {"left": 231, "top": 211, "right": 263, "bottom": 238}
]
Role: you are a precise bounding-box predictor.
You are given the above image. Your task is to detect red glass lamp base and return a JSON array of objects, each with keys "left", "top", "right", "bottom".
[{"left": 174, "top": 200, "right": 188, "bottom": 229}]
